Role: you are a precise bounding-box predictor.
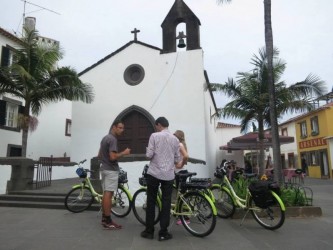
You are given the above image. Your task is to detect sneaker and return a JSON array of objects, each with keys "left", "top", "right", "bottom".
[
  {"left": 101, "top": 216, "right": 107, "bottom": 225},
  {"left": 141, "top": 230, "right": 154, "bottom": 239},
  {"left": 158, "top": 233, "right": 173, "bottom": 241},
  {"left": 102, "top": 221, "right": 122, "bottom": 230}
]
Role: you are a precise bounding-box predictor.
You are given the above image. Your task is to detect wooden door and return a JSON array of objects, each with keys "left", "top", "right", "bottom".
[{"left": 118, "top": 111, "right": 154, "bottom": 154}]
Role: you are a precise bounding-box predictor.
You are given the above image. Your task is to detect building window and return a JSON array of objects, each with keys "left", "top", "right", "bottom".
[
  {"left": 65, "top": 119, "right": 71, "bottom": 136},
  {"left": 281, "top": 128, "right": 288, "bottom": 136},
  {"left": 6, "top": 102, "right": 18, "bottom": 127},
  {"left": 310, "top": 116, "right": 319, "bottom": 136},
  {"left": 1, "top": 46, "right": 15, "bottom": 67},
  {"left": 310, "top": 151, "right": 317, "bottom": 165},
  {"left": 123, "top": 64, "right": 145, "bottom": 86},
  {"left": 0, "top": 98, "right": 22, "bottom": 131},
  {"left": 300, "top": 121, "right": 307, "bottom": 139}
]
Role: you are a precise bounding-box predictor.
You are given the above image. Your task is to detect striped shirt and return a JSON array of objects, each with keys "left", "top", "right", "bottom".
[{"left": 146, "top": 128, "right": 182, "bottom": 181}]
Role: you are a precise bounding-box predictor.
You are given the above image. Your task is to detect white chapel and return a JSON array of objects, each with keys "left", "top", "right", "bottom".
[{"left": 70, "top": 0, "right": 221, "bottom": 181}]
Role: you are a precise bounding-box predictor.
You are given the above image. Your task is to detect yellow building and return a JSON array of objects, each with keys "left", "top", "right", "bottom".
[{"left": 294, "top": 101, "right": 333, "bottom": 179}]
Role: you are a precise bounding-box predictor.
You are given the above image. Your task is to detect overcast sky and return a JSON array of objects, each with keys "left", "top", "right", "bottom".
[{"left": 1, "top": 0, "right": 332, "bottom": 123}]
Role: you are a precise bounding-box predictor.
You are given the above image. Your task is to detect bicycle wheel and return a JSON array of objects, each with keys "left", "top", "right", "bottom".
[
  {"left": 64, "top": 186, "right": 94, "bottom": 213},
  {"left": 132, "top": 188, "right": 160, "bottom": 225},
  {"left": 178, "top": 191, "right": 216, "bottom": 237},
  {"left": 249, "top": 192, "right": 285, "bottom": 230},
  {"left": 210, "top": 186, "right": 235, "bottom": 218},
  {"left": 111, "top": 185, "right": 132, "bottom": 217}
]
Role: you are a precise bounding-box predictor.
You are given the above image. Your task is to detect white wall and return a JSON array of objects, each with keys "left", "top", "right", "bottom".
[
  {"left": 216, "top": 125, "right": 244, "bottom": 167},
  {"left": 71, "top": 44, "right": 215, "bottom": 182},
  {"left": 27, "top": 100, "right": 71, "bottom": 159}
]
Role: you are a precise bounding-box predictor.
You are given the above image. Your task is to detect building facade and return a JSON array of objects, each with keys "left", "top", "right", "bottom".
[{"left": 294, "top": 101, "right": 333, "bottom": 179}]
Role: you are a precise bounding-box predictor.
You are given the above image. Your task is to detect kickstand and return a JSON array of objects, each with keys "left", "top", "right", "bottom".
[{"left": 240, "top": 209, "right": 250, "bottom": 226}]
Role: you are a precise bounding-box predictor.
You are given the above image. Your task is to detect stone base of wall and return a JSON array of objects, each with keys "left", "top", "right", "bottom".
[{"left": 232, "top": 206, "right": 322, "bottom": 219}]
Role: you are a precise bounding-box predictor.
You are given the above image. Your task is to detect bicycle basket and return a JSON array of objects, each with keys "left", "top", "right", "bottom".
[
  {"left": 248, "top": 181, "right": 279, "bottom": 208},
  {"left": 118, "top": 170, "right": 128, "bottom": 183},
  {"left": 142, "top": 164, "right": 149, "bottom": 177},
  {"left": 214, "top": 168, "right": 224, "bottom": 179},
  {"left": 76, "top": 168, "right": 87, "bottom": 178},
  {"left": 139, "top": 177, "right": 147, "bottom": 186}
]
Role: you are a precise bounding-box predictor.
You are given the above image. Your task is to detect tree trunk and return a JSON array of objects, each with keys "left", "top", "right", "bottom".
[
  {"left": 264, "top": 0, "right": 283, "bottom": 184},
  {"left": 21, "top": 102, "right": 31, "bottom": 157},
  {"left": 258, "top": 116, "right": 266, "bottom": 176}
]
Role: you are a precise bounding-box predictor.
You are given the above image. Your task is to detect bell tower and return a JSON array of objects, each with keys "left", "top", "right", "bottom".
[{"left": 161, "top": 0, "right": 201, "bottom": 53}]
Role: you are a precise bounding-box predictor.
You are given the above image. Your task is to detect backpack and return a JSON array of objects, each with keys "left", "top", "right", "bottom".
[{"left": 248, "top": 181, "right": 280, "bottom": 208}]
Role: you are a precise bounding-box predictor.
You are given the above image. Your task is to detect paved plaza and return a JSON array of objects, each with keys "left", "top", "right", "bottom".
[{"left": 0, "top": 177, "right": 332, "bottom": 250}]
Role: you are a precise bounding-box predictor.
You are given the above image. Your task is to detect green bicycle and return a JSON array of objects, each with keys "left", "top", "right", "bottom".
[
  {"left": 64, "top": 159, "right": 132, "bottom": 217},
  {"left": 210, "top": 162, "right": 285, "bottom": 230},
  {"left": 132, "top": 168, "right": 217, "bottom": 237}
]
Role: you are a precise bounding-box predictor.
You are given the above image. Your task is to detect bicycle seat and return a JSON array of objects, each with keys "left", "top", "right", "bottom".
[
  {"left": 295, "top": 169, "right": 304, "bottom": 174},
  {"left": 176, "top": 172, "right": 197, "bottom": 178}
]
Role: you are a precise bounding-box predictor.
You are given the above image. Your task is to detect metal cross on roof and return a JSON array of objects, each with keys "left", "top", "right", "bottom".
[{"left": 131, "top": 28, "right": 140, "bottom": 41}]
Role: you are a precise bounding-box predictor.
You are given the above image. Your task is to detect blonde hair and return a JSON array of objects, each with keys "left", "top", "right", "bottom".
[{"left": 174, "top": 130, "right": 187, "bottom": 151}]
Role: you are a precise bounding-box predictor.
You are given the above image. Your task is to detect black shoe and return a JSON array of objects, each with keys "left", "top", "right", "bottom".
[
  {"left": 158, "top": 233, "right": 173, "bottom": 241},
  {"left": 141, "top": 230, "right": 154, "bottom": 239}
]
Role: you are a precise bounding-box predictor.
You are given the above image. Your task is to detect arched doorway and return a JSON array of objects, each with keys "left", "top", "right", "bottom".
[{"left": 115, "top": 106, "right": 155, "bottom": 154}]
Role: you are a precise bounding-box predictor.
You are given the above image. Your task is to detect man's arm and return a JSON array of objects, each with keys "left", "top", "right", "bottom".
[{"left": 110, "top": 148, "right": 131, "bottom": 161}]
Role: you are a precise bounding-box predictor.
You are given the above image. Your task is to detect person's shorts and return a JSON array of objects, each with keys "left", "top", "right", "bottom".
[{"left": 101, "top": 170, "right": 119, "bottom": 192}]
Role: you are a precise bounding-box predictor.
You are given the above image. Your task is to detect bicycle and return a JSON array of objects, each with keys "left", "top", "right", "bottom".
[
  {"left": 132, "top": 167, "right": 217, "bottom": 237},
  {"left": 64, "top": 159, "right": 132, "bottom": 217},
  {"left": 210, "top": 162, "right": 285, "bottom": 230}
]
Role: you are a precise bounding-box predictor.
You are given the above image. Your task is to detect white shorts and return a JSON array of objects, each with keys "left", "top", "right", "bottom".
[{"left": 101, "top": 170, "right": 119, "bottom": 192}]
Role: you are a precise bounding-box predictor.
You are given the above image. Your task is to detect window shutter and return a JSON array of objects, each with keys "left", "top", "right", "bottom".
[
  {"left": 19, "top": 105, "right": 25, "bottom": 114},
  {"left": 1, "top": 46, "right": 10, "bottom": 67},
  {"left": 0, "top": 100, "right": 6, "bottom": 125}
]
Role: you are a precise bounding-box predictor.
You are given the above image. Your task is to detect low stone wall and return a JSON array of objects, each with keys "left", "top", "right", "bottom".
[
  {"left": 0, "top": 157, "right": 35, "bottom": 192},
  {"left": 232, "top": 206, "right": 322, "bottom": 219}
]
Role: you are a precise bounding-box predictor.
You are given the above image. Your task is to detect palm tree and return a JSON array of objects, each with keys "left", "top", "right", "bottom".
[
  {"left": 216, "top": 0, "right": 289, "bottom": 182},
  {"left": 0, "top": 28, "right": 94, "bottom": 157},
  {"left": 211, "top": 47, "right": 326, "bottom": 176}
]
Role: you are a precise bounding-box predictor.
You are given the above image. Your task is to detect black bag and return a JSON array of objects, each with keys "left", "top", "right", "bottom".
[
  {"left": 248, "top": 181, "right": 280, "bottom": 208},
  {"left": 118, "top": 169, "right": 128, "bottom": 183}
]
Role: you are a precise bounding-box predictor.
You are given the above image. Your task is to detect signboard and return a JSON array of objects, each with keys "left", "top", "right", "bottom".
[{"left": 299, "top": 137, "right": 327, "bottom": 149}]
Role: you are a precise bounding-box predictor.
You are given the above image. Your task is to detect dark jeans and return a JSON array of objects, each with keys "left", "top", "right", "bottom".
[{"left": 145, "top": 174, "right": 174, "bottom": 236}]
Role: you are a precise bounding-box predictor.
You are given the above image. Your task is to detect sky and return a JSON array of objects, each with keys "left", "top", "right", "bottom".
[{"left": 1, "top": 0, "right": 332, "bottom": 124}]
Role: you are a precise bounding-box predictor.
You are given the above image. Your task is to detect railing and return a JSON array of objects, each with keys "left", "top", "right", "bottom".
[{"left": 33, "top": 157, "right": 53, "bottom": 189}]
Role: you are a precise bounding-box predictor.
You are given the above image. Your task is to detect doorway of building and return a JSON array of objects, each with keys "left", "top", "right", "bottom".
[
  {"left": 319, "top": 150, "right": 329, "bottom": 178},
  {"left": 117, "top": 110, "right": 155, "bottom": 154}
]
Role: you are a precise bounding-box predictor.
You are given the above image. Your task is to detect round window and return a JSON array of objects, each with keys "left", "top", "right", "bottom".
[{"left": 124, "top": 64, "right": 145, "bottom": 86}]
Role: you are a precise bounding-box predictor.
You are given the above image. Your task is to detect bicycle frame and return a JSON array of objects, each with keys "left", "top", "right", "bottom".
[
  {"left": 72, "top": 176, "right": 102, "bottom": 203},
  {"left": 71, "top": 175, "right": 133, "bottom": 206},
  {"left": 212, "top": 174, "right": 285, "bottom": 212},
  {"left": 172, "top": 189, "right": 217, "bottom": 217}
]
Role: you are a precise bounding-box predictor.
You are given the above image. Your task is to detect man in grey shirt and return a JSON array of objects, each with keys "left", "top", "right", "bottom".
[
  {"left": 98, "top": 120, "right": 131, "bottom": 229},
  {"left": 141, "top": 117, "right": 182, "bottom": 241}
]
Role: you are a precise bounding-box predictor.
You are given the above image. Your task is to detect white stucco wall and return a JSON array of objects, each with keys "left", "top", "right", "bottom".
[
  {"left": 71, "top": 43, "right": 216, "bottom": 180},
  {"left": 27, "top": 100, "right": 72, "bottom": 159},
  {"left": 215, "top": 126, "right": 244, "bottom": 167}
]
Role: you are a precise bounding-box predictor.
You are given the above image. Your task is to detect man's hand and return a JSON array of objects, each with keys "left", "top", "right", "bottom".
[{"left": 122, "top": 148, "right": 131, "bottom": 156}]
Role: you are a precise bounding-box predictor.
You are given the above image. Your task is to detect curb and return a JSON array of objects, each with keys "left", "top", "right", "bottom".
[{"left": 231, "top": 206, "right": 322, "bottom": 219}]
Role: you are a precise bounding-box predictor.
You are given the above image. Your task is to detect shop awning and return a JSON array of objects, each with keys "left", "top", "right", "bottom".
[{"left": 220, "top": 132, "right": 294, "bottom": 150}]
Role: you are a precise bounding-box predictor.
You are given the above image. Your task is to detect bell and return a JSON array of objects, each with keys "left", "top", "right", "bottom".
[{"left": 177, "top": 38, "right": 186, "bottom": 48}]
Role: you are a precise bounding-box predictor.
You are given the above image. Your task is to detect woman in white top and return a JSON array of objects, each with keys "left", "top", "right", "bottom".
[
  {"left": 174, "top": 130, "right": 189, "bottom": 174},
  {"left": 173, "top": 130, "right": 190, "bottom": 225}
]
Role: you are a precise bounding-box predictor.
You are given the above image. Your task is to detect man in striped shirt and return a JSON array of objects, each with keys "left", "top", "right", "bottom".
[{"left": 141, "top": 117, "right": 182, "bottom": 241}]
